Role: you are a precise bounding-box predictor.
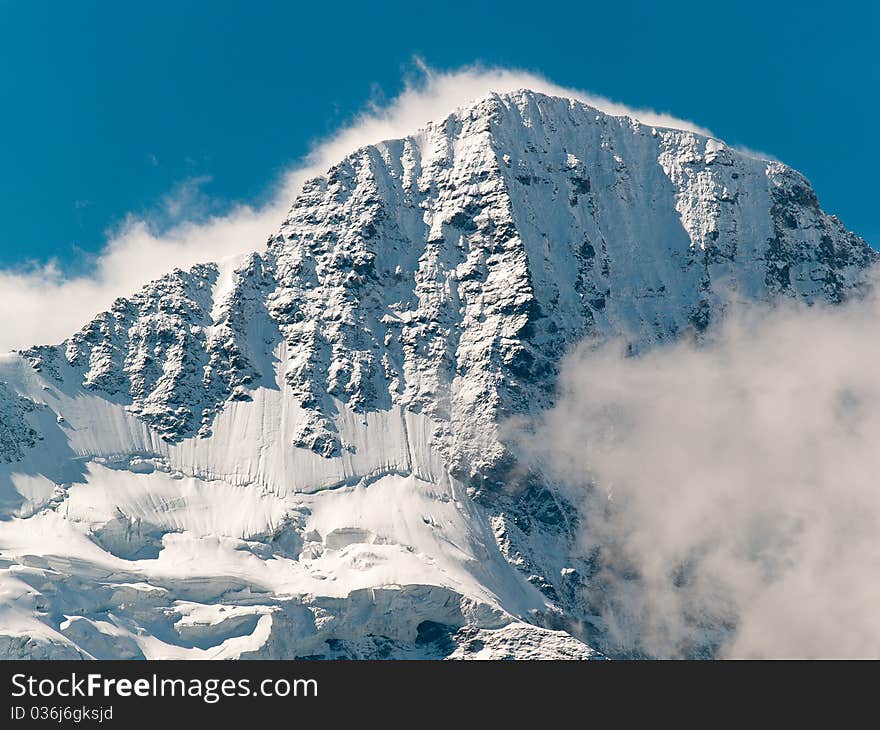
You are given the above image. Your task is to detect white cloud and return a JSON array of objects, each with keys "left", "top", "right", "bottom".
[
  {"left": 0, "top": 62, "right": 711, "bottom": 353},
  {"left": 520, "top": 279, "right": 880, "bottom": 658}
]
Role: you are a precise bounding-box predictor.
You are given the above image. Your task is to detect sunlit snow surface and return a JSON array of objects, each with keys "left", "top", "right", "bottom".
[
  {"left": 0, "top": 343, "right": 587, "bottom": 658},
  {"left": 0, "top": 359, "right": 563, "bottom": 658},
  {"left": 0, "top": 90, "right": 873, "bottom": 659}
]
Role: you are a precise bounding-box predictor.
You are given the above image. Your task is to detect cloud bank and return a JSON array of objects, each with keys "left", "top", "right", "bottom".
[
  {"left": 523, "top": 284, "right": 880, "bottom": 658},
  {"left": 0, "top": 62, "right": 709, "bottom": 353}
]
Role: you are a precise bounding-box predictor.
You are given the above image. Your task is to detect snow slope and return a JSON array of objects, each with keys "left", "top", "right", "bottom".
[{"left": 0, "top": 90, "right": 873, "bottom": 659}]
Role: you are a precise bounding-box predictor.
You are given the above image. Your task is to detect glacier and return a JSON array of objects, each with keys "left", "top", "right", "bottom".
[{"left": 0, "top": 89, "right": 873, "bottom": 659}]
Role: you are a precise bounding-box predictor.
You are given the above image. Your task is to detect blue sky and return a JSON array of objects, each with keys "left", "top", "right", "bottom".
[{"left": 0, "top": 0, "right": 876, "bottom": 272}]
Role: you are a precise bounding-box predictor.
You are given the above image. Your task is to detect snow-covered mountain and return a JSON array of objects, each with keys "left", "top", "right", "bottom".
[{"left": 0, "top": 90, "right": 874, "bottom": 659}]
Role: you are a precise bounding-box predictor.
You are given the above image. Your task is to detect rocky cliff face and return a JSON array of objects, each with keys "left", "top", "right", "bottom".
[{"left": 0, "top": 90, "right": 873, "bottom": 659}]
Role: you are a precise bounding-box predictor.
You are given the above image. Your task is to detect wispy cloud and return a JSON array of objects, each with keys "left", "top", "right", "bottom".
[
  {"left": 519, "top": 279, "right": 880, "bottom": 658},
  {"left": 0, "top": 62, "right": 711, "bottom": 353}
]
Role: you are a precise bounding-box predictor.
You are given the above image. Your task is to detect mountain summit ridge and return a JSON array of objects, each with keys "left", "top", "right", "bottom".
[{"left": 0, "top": 89, "right": 874, "bottom": 659}]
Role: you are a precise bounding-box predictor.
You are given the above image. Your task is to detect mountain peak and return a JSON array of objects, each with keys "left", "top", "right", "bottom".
[
  {"left": 0, "top": 90, "right": 874, "bottom": 659},
  {"left": 17, "top": 88, "right": 875, "bottom": 461}
]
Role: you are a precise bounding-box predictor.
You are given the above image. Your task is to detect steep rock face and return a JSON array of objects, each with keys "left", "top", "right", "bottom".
[
  {"left": 22, "top": 258, "right": 274, "bottom": 441},
  {"left": 0, "top": 90, "right": 874, "bottom": 659},
  {"left": 267, "top": 93, "right": 875, "bottom": 482},
  {"left": 0, "top": 382, "right": 42, "bottom": 464}
]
